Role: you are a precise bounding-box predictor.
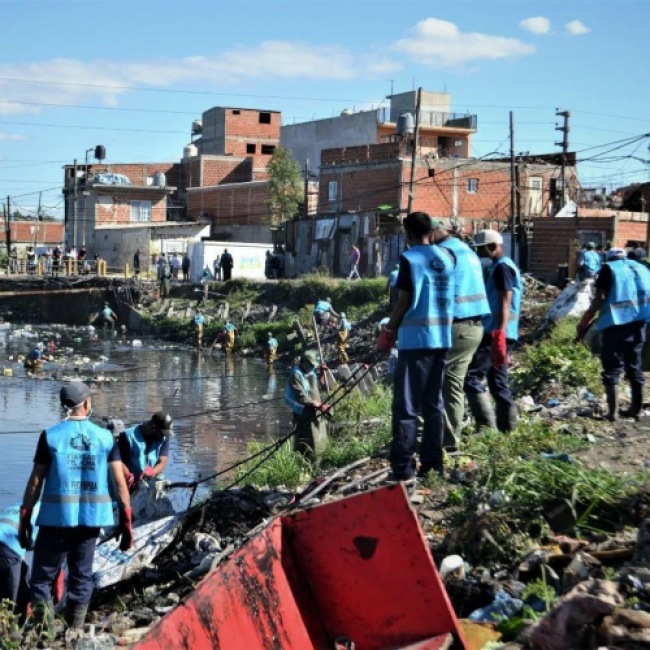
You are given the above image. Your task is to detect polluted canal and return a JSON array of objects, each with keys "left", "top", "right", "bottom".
[{"left": 0, "top": 322, "right": 287, "bottom": 509}]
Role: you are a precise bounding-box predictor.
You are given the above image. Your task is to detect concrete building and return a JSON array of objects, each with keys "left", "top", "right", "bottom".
[
  {"left": 7, "top": 221, "right": 63, "bottom": 254},
  {"left": 281, "top": 90, "right": 477, "bottom": 175}
]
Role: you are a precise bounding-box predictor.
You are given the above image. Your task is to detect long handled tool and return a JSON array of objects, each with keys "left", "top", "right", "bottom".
[{"left": 313, "top": 314, "right": 331, "bottom": 393}]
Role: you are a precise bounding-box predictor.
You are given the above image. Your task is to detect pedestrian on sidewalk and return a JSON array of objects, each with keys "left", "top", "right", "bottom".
[
  {"left": 464, "top": 230, "right": 522, "bottom": 433},
  {"left": 182, "top": 252, "right": 191, "bottom": 282},
  {"left": 221, "top": 249, "right": 233, "bottom": 281},
  {"left": 171, "top": 253, "right": 181, "bottom": 280},
  {"left": 431, "top": 219, "right": 490, "bottom": 451},
  {"left": 577, "top": 247, "right": 650, "bottom": 421},
  {"left": 212, "top": 253, "right": 221, "bottom": 281},
  {"left": 377, "top": 211, "right": 455, "bottom": 479},
  {"left": 348, "top": 244, "right": 361, "bottom": 280},
  {"left": 133, "top": 249, "right": 141, "bottom": 276}
]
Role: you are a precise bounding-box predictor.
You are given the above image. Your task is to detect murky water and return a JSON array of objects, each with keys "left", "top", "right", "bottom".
[{"left": 0, "top": 324, "right": 288, "bottom": 509}]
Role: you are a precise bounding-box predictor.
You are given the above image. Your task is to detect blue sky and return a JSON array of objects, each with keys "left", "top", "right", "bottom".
[{"left": 1, "top": 0, "right": 648, "bottom": 216}]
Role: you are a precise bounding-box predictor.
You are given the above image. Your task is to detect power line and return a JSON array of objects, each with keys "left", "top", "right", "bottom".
[{"left": 0, "top": 120, "right": 188, "bottom": 135}]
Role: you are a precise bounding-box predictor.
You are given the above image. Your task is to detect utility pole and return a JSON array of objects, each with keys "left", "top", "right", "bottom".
[
  {"left": 303, "top": 159, "right": 310, "bottom": 220},
  {"left": 33, "top": 191, "right": 42, "bottom": 248},
  {"left": 509, "top": 111, "right": 516, "bottom": 259},
  {"left": 72, "top": 159, "right": 78, "bottom": 251},
  {"left": 407, "top": 87, "right": 422, "bottom": 215},
  {"left": 5, "top": 196, "right": 10, "bottom": 256},
  {"left": 555, "top": 109, "right": 571, "bottom": 209}
]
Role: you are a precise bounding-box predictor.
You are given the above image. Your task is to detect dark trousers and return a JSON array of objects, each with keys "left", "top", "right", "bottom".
[
  {"left": 464, "top": 333, "right": 515, "bottom": 406},
  {"left": 0, "top": 544, "right": 24, "bottom": 605},
  {"left": 391, "top": 349, "right": 448, "bottom": 479},
  {"left": 601, "top": 320, "right": 646, "bottom": 386},
  {"left": 31, "top": 526, "right": 100, "bottom": 606},
  {"left": 222, "top": 267, "right": 232, "bottom": 281}
]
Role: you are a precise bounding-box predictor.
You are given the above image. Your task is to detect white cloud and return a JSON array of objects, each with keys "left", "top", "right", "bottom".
[
  {"left": 565, "top": 20, "right": 591, "bottom": 35},
  {"left": 0, "top": 132, "right": 25, "bottom": 141},
  {"left": 519, "top": 17, "right": 551, "bottom": 35},
  {"left": 393, "top": 18, "right": 535, "bottom": 68}
]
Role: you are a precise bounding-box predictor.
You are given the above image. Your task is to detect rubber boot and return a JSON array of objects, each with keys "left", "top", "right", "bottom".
[
  {"left": 605, "top": 384, "right": 619, "bottom": 422},
  {"left": 466, "top": 392, "right": 497, "bottom": 432},
  {"left": 64, "top": 602, "right": 88, "bottom": 630},
  {"left": 32, "top": 601, "right": 55, "bottom": 638},
  {"left": 496, "top": 402, "right": 518, "bottom": 433},
  {"left": 620, "top": 383, "right": 643, "bottom": 420}
]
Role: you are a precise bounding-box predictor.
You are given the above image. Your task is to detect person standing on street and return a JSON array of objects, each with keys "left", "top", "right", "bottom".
[
  {"left": 158, "top": 254, "right": 171, "bottom": 298},
  {"left": 212, "top": 253, "right": 222, "bottom": 281},
  {"left": 464, "top": 230, "right": 522, "bottom": 433},
  {"left": 221, "top": 249, "right": 233, "bottom": 281},
  {"left": 431, "top": 220, "right": 490, "bottom": 451},
  {"left": 133, "top": 249, "right": 140, "bottom": 276},
  {"left": 182, "top": 252, "right": 191, "bottom": 282},
  {"left": 171, "top": 253, "right": 181, "bottom": 280},
  {"left": 577, "top": 247, "right": 650, "bottom": 421},
  {"left": 348, "top": 244, "right": 361, "bottom": 280},
  {"left": 377, "top": 211, "right": 455, "bottom": 479},
  {"left": 19, "top": 382, "right": 132, "bottom": 630}
]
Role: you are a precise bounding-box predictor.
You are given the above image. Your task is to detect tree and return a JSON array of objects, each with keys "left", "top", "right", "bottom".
[{"left": 266, "top": 147, "right": 303, "bottom": 226}]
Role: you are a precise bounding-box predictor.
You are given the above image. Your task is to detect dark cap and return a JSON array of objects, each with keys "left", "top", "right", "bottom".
[
  {"left": 150, "top": 411, "right": 173, "bottom": 435},
  {"left": 60, "top": 381, "right": 91, "bottom": 409}
]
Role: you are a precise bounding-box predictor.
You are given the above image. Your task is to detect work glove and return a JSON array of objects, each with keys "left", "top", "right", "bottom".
[
  {"left": 125, "top": 470, "right": 135, "bottom": 491},
  {"left": 18, "top": 507, "right": 33, "bottom": 551},
  {"left": 312, "top": 401, "right": 322, "bottom": 410},
  {"left": 576, "top": 310, "right": 595, "bottom": 340},
  {"left": 377, "top": 327, "right": 396, "bottom": 354},
  {"left": 318, "top": 403, "right": 332, "bottom": 414},
  {"left": 141, "top": 465, "right": 157, "bottom": 480},
  {"left": 118, "top": 507, "right": 134, "bottom": 552},
  {"left": 53, "top": 569, "right": 65, "bottom": 604},
  {"left": 490, "top": 330, "right": 508, "bottom": 368}
]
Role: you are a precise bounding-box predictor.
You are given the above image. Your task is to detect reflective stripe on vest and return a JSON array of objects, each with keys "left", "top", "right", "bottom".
[
  {"left": 482, "top": 256, "right": 523, "bottom": 341},
  {"left": 439, "top": 238, "right": 490, "bottom": 319},
  {"left": 0, "top": 502, "right": 40, "bottom": 558},
  {"left": 124, "top": 425, "right": 165, "bottom": 478},
  {"left": 583, "top": 250, "right": 602, "bottom": 274},
  {"left": 398, "top": 245, "right": 454, "bottom": 350},
  {"left": 285, "top": 367, "right": 312, "bottom": 415},
  {"left": 597, "top": 259, "right": 650, "bottom": 331},
  {"left": 37, "top": 420, "right": 115, "bottom": 528}
]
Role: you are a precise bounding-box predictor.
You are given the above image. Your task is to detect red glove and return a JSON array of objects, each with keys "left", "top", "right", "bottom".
[
  {"left": 141, "top": 465, "right": 157, "bottom": 479},
  {"left": 118, "top": 508, "right": 134, "bottom": 552},
  {"left": 312, "top": 401, "right": 322, "bottom": 410},
  {"left": 18, "top": 507, "right": 33, "bottom": 551},
  {"left": 125, "top": 470, "right": 135, "bottom": 490},
  {"left": 490, "top": 330, "right": 508, "bottom": 368},
  {"left": 377, "top": 327, "right": 396, "bottom": 354},
  {"left": 53, "top": 568, "right": 65, "bottom": 604},
  {"left": 576, "top": 310, "right": 595, "bottom": 340},
  {"left": 318, "top": 403, "right": 331, "bottom": 414}
]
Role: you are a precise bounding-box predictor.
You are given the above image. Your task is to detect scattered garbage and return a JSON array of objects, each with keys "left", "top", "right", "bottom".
[{"left": 469, "top": 588, "right": 524, "bottom": 622}]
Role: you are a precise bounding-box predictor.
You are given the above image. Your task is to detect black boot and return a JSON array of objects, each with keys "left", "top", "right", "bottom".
[
  {"left": 64, "top": 602, "right": 88, "bottom": 630},
  {"left": 605, "top": 384, "right": 619, "bottom": 421},
  {"left": 496, "top": 402, "right": 518, "bottom": 433},
  {"left": 620, "top": 383, "right": 643, "bottom": 420},
  {"left": 466, "top": 392, "right": 496, "bottom": 432}
]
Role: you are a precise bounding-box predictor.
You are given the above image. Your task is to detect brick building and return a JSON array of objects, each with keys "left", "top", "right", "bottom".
[{"left": 7, "top": 221, "right": 63, "bottom": 253}]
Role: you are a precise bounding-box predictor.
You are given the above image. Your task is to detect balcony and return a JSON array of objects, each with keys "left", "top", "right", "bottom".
[{"left": 377, "top": 107, "right": 477, "bottom": 131}]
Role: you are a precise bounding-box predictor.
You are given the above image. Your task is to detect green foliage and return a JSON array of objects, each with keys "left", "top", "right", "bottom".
[
  {"left": 0, "top": 599, "right": 20, "bottom": 649},
  {"left": 320, "top": 422, "right": 392, "bottom": 470},
  {"left": 332, "top": 384, "right": 392, "bottom": 424},
  {"left": 234, "top": 441, "right": 313, "bottom": 489},
  {"left": 267, "top": 147, "right": 303, "bottom": 225},
  {"left": 511, "top": 317, "right": 603, "bottom": 396},
  {"left": 522, "top": 576, "right": 559, "bottom": 611}
]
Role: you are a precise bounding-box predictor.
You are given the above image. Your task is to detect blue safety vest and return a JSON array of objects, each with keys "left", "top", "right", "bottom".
[
  {"left": 37, "top": 420, "right": 115, "bottom": 528},
  {"left": 339, "top": 318, "right": 352, "bottom": 331},
  {"left": 124, "top": 425, "right": 166, "bottom": 478},
  {"left": 389, "top": 269, "right": 399, "bottom": 288},
  {"left": 268, "top": 337, "right": 278, "bottom": 350},
  {"left": 314, "top": 301, "right": 331, "bottom": 314},
  {"left": 0, "top": 502, "right": 40, "bottom": 558},
  {"left": 285, "top": 367, "right": 313, "bottom": 415},
  {"left": 483, "top": 257, "right": 523, "bottom": 341},
  {"left": 439, "top": 237, "right": 490, "bottom": 320},
  {"left": 583, "top": 250, "right": 602, "bottom": 274},
  {"left": 398, "top": 245, "right": 454, "bottom": 350},
  {"left": 102, "top": 307, "right": 114, "bottom": 319},
  {"left": 194, "top": 315, "right": 205, "bottom": 326},
  {"left": 223, "top": 323, "right": 236, "bottom": 332},
  {"left": 597, "top": 259, "right": 650, "bottom": 331},
  {"left": 27, "top": 348, "right": 42, "bottom": 361}
]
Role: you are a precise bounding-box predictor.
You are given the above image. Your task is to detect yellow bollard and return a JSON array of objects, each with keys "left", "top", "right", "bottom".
[{"left": 125, "top": 262, "right": 130, "bottom": 278}]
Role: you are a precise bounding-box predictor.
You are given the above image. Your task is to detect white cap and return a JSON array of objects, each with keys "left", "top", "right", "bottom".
[
  {"left": 473, "top": 230, "right": 504, "bottom": 247},
  {"left": 606, "top": 247, "right": 626, "bottom": 261}
]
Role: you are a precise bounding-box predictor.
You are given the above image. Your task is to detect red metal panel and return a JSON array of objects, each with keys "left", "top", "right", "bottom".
[
  {"left": 136, "top": 520, "right": 324, "bottom": 650},
  {"left": 282, "top": 484, "right": 466, "bottom": 650}
]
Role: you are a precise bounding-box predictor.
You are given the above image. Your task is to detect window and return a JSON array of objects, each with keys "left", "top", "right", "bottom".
[
  {"left": 466, "top": 178, "right": 479, "bottom": 194},
  {"left": 232, "top": 109, "right": 241, "bottom": 115},
  {"left": 261, "top": 145, "right": 276, "bottom": 155},
  {"left": 428, "top": 168, "right": 435, "bottom": 178},
  {"left": 328, "top": 181, "right": 338, "bottom": 209},
  {"left": 246, "top": 143, "right": 257, "bottom": 154},
  {"left": 259, "top": 112, "right": 271, "bottom": 124},
  {"left": 130, "top": 200, "right": 152, "bottom": 222}
]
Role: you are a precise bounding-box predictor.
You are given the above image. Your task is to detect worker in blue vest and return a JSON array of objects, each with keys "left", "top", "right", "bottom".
[
  {"left": 223, "top": 320, "right": 237, "bottom": 354},
  {"left": 0, "top": 501, "right": 40, "bottom": 612},
  {"left": 119, "top": 411, "right": 173, "bottom": 488},
  {"left": 387, "top": 263, "right": 400, "bottom": 307},
  {"left": 194, "top": 309, "right": 205, "bottom": 349},
  {"left": 313, "top": 297, "right": 339, "bottom": 335},
  {"left": 19, "top": 382, "right": 132, "bottom": 630},
  {"left": 337, "top": 312, "right": 352, "bottom": 363},
  {"left": 431, "top": 219, "right": 491, "bottom": 450},
  {"left": 577, "top": 247, "right": 650, "bottom": 421},
  {"left": 24, "top": 342, "right": 52, "bottom": 369},
  {"left": 579, "top": 242, "right": 602, "bottom": 280},
  {"left": 377, "top": 211, "right": 455, "bottom": 479},
  {"left": 101, "top": 302, "right": 118, "bottom": 326},
  {"left": 285, "top": 350, "right": 329, "bottom": 459},
  {"left": 464, "top": 230, "right": 523, "bottom": 433},
  {"left": 266, "top": 332, "right": 278, "bottom": 366}
]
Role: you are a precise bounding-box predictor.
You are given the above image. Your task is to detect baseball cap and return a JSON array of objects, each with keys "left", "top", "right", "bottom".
[
  {"left": 302, "top": 350, "right": 320, "bottom": 367},
  {"left": 150, "top": 411, "right": 173, "bottom": 435},
  {"left": 60, "top": 381, "right": 91, "bottom": 409},
  {"left": 473, "top": 230, "right": 504, "bottom": 247},
  {"left": 107, "top": 418, "right": 125, "bottom": 436},
  {"left": 606, "top": 247, "right": 626, "bottom": 261}
]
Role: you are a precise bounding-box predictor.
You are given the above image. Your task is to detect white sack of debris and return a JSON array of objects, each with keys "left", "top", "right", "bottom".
[{"left": 542, "top": 279, "right": 594, "bottom": 326}]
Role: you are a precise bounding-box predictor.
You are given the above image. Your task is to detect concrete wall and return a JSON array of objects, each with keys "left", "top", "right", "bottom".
[
  {"left": 200, "top": 107, "right": 227, "bottom": 156},
  {"left": 188, "top": 241, "right": 272, "bottom": 281},
  {"left": 281, "top": 110, "right": 378, "bottom": 175},
  {"left": 95, "top": 226, "right": 151, "bottom": 271},
  {"left": 389, "top": 91, "right": 451, "bottom": 122}
]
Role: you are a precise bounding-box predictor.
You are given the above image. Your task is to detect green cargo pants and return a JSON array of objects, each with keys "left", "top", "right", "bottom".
[{"left": 443, "top": 320, "right": 484, "bottom": 449}]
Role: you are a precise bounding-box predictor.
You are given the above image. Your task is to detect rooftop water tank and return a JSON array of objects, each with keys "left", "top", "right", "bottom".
[
  {"left": 192, "top": 120, "right": 203, "bottom": 135},
  {"left": 94, "top": 145, "right": 106, "bottom": 161},
  {"left": 153, "top": 171, "right": 166, "bottom": 187},
  {"left": 183, "top": 143, "right": 198, "bottom": 159},
  {"left": 397, "top": 113, "right": 415, "bottom": 136},
  {"left": 340, "top": 108, "right": 353, "bottom": 116}
]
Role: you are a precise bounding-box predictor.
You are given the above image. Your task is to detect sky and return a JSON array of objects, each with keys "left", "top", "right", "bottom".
[{"left": 1, "top": 0, "right": 648, "bottom": 217}]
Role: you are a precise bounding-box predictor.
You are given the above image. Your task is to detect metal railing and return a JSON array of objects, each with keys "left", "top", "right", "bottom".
[{"left": 377, "top": 108, "right": 477, "bottom": 130}]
